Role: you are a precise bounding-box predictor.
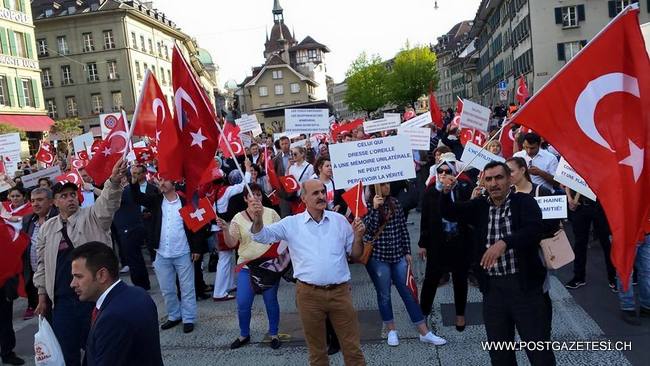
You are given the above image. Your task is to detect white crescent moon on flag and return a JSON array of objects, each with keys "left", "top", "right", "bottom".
[
  {"left": 65, "top": 173, "right": 79, "bottom": 185},
  {"left": 153, "top": 98, "right": 166, "bottom": 121},
  {"left": 174, "top": 87, "right": 198, "bottom": 131},
  {"left": 43, "top": 153, "right": 54, "bottom": 164},
  {"left": 287, "top": 178, "right": 298, "bottom": 191},
  {"left": 108, "top": 131, "right": 129, "bottom": 154},
  {"left": 516, "top": 86, "right": 526, "bottom": 97},
  {"left": 231, "top": 141, "right": 243, "bottom": 155},
  {"left": 574, "top": 72, "right": 639, "bottom": 152}
]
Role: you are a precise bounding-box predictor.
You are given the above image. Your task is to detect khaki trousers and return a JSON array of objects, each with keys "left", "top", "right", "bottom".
[{"left": 295, "top": 281, "right": 365, "bottom": 366}]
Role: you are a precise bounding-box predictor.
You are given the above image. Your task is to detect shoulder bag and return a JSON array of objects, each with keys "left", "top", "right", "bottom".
[
  {"left": 539, "top": 228, "right": 574, "bottom": 269},
  {"left": 357, "top": 209, "right": 392, "bottom": 265}
]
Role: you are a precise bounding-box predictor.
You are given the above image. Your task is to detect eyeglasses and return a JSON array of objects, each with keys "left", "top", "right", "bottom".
[
  {"left": 436, "top": 169, "right": 451, "bottom": 174},
  {"left": 291, "top": 152, "right": 300, "bottom": 156}
]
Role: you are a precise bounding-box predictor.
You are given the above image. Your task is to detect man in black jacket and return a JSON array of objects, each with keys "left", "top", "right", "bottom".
[
  {"left": 440, "top": 161, "right": 555, "bottom": 366},
  {"left": 129, "top": 177, "right": 207, "bottom": 334}
]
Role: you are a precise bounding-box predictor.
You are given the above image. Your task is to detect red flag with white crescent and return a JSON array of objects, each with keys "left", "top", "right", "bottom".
[
  {"left": 35, "top": 141, "right": 55, "bottom": 166},
  {"left": 84, "top": 113, "right": 129, "bottom": 185}
]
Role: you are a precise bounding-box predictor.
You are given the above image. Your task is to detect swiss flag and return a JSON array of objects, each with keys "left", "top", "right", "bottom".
[
  {"left": 516, "top": 74, "right": 530, "bottom": 105},
  {"left": 499, "top": 121, "right": 516, "bottom": 159},
  {"left": 342, "top": 180, "right": 368, "bottom": 218},
  {"left": 218, "top": 122, "right": 244, "bottom": 159},
  {"left": 173, "top": 46, "right": 220, "bottom": 196},
  {"left": 0, "top": 221, "right": 29, "bottom": 296},
  {"left": 429, "top": 83, "right": 443, "bottom": 129},
  {"left": 133, "top": 71, "right": 165, "bottom": 139},
  {"left": 179, "top": 198, "right": 216, "bottom": 233},
  {"left": 85, "top": 112, "right": 129, "bottom": 185},
  {"left": 510, "top": 5, "right": 650, "bottom": 290},
  {"left": 35, "top": 141, "right": 55, "bottom": 166},
  {"left": 133, "top": 147, "right": 154, "bottom": 163},
  {"left": 460, "top": 127, "right": 488, "bottom": 147},
  {"left": 406, "top": 263, "right": 419, "bottom": 304},
  {"left": 279, "top": 176, "right": 300, "bottom": 193}
]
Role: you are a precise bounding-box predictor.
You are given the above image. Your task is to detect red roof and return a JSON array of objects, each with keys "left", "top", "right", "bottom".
[{"left": 0, "top": 114, "right": 55, "bottom": 131}]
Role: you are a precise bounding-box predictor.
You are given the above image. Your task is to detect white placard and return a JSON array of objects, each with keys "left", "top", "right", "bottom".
[
  {"left": 240, "top": 133, "right": 252, "bottom": 148},
  {"left": 398, "top": 127, "right": 431, "bottom": 150},
  {"left": 72, "top": 133, "right": 94, "bottom": 154},
  {"left": 460, "top": 141, "right": 506, "bottom": 171},
  {"left": 235, "top": 114, "right": 262, "bottom": 134},
  {"left": 554, "top": 157, "right": 596, "bottom": 201},
  {"left": 0, "top": 133, "right": 21, "bottom": 177},
  {"left": 290, "top": 136, "right": 319, "bottom": 149},
  {"left": 99, "top": 112, "right": 122, "bottom": 138},
  {"left": 363, "top": 114, "right": 401, "bottom": 134},
  {"left": 273, "top": 132, "right": 301, "bottom": 141},
  {"left": 460, "top": 99, "right": 490, "bottom": 132},
  {"left": 132, "top": 141, "right": 146, "bottom": 148},
  {"left": 21, "top": 166, "right": 62, "bottom": 188},
  {"left": 329, "top": 135, "right": 416, "bottom": 189},
  {"left": 535, "top": 195, "right": 568, "bottom": 220},
  {"left": 285, "top": 109, "right": 329, "bottom": 134},
  {"left": 401, "top": 113, "right": 432, "bottom": 129}
]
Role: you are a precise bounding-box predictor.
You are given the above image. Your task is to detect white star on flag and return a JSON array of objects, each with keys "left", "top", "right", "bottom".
[
  {"left": 102, "top": 147, "right": 112, "bottom": 156},
  {"left": 619, "top": 139, "right": 644, "bottom": 183},
  {"left": 190, "top": 128, "right": 208, "bottom": 148}
]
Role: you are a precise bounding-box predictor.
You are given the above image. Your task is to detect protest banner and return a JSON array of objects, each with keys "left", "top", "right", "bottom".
[
  {"left": 235, "top": 114, "right": 262, "bottom": 135},
  {"left": 363, "top": 113, "right": 401, "bottom": 134},
  {"left": 99, "top": 112, "right": 122, "bottom": 138},
  {"left": 398, "top": 126, "right": 431, "bottom": 150},
  {"left": 329, "top": 135, "right": 416, "bottom": 189},
  {"left": 535, "top": 195, "right": 568, "bottom": 219},
  {"left": 289, "top": 136, "right": 319, "bottom": 149},
  {"left": 72, "top": 133, "right": 94, "bottom": 155},
  {"left": 554, "top": 157, "right": 597, "bottom": 201},
  {"left": 21, "top": 166, "right": 62, "bottom": 188},
  {"left": 0, "top": 133, "right": 21, "bottom": 177},
  {"left": 460, "top": 141, "right": 505, "bottom": 171},
  {"left": 460, "top": 99, "right": 490, "bottom": 132},
  {"left": 401, "top": 112, "right": 432, "bottom": 129},
  {"left": 273, "top": 132, "right": 301, "bottom": 141},
  {"left": 285, "top": 109, "right": 329, "bottom": 134}
]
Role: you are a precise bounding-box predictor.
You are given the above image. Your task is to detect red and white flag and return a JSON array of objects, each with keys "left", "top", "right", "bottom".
[
  {"left": 218, "top": 122, "right": 244, "bottom": 159},
  {"left": 510, "top": 5, "right": 650, "bottom": 290},
  {"left": 279, "top": 176, "right": 300, "bottom": 193},
  {"left": 173, "top": 46, "right": 220, "bottom": 195},
  {"left": 406, "top": 263, "right": 419, "bottom": 304},
  {"left": 342, "top": 180, "right": 368, "bottom": 218},
  {"left": 429, "top": 83, "right": 443, "bottom": 129},
  {"left": 84, "top": 112, "right": 129, "bottom": 185},
  {"left": 179, "top": 198, "right": 216, "bottom": 233},
  {"left": 132, "top": 70, "right": 166, "bottom": 139},
  {"left": 0, "top": 221, "right": 29, "bottom": 296},
  {"left": 35, "top": 141, "right": 55, "bottom": 166},
  {"left": 70, "top": 157, "right": 88, "bottom": 170},
  {"left": 499, "top": 121, "right": 516, "bottom": 159},
  {"left": 516, "top": 74, "right": 530, "bottom": 105},
  {"left": 133, "top": 147, "right": 154, "bottom": 164},
  {"left": 264, "top": 146, "right": 281, "bottom": 190}
]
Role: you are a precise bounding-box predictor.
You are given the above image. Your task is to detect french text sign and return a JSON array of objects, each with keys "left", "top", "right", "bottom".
[
  {"left": 285, "top": 109, "right": 329, "bottom": 134},
  {"left": 363, "top": 113, "right": 401, "bottom": 134},
  {"left": 398, "top": 127, "right": 431, "bottom": 150},
  {"left": 460, "top": 141, "right": 505, "bottom": 171},
  {"left": 535, "top": 195, "right": 568, "bottom": 219},
  {"left": 554, "top": 157, "right": 596, "bottom": 201},
  {"left": 460, "top": 99, "right": 490, "bottom": 132}
]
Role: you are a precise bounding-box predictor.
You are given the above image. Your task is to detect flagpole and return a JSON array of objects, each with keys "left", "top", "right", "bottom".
[
  {"left": 123, "top": 109, "right": 135, "bottom": 160},
  {"left": 214, "top": 118, "right": 254, "bottom": 197},
  {"left": 454, "top": 123, "right": 507, "bottom": 180}
]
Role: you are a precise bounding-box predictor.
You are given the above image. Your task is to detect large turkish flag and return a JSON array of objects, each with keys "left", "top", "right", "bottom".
[
  {"left": 511, "top": 6, "right": 650, "bottom": 289},
  {"left": 85, "top": 112, "right": 129, "bottom": 185}
]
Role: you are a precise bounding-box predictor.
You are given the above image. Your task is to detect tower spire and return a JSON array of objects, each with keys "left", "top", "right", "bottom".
[{"left": 273, "top": 0, "right": 284, "bottom": 23}]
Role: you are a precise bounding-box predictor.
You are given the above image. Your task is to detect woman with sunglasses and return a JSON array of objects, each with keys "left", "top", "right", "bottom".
[
  {"left": 286, "top": 146, "right": 314, "bottom": 185},
  {"left": 418, "top": 153, "right": 474, "bottom": 332}
]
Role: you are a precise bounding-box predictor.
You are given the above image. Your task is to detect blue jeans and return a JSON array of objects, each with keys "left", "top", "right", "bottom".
[
  {"left": 153, "top": 253, "right": 197, "bottom": 323},
  {"left": 51, "top": 296, "right": 93, "bottom": 366},
  {"left": 366, "top": 256, "right": 425, "bottom": 325},
  {"left": 237, "top": 268, "right": 280, "bottom": 337},
  {"left": 617, "top": 235, "right": 650, "bottom": 310}
]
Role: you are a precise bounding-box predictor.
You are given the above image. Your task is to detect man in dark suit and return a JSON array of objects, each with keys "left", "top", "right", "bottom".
[
  {"left": 70, "top": 242, "right": 162, "bottom": 366},
  {"left": 273, "top": 136, "right": 292, "bottom": 217}
]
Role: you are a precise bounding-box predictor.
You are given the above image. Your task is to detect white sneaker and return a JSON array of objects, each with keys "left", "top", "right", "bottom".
[
  {"left": 387, "top": 330, "right": 399, "bottom": 346},
  {"left": 419, "top": 331, "right": 446, "bottom": 346},
  {"left": 120, "top": 265, "right": 130, "bottom": 274}
]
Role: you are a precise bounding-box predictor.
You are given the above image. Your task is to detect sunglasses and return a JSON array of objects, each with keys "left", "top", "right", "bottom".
[{"left": 437, "top": 169, "right": 451, "bottom": 174}]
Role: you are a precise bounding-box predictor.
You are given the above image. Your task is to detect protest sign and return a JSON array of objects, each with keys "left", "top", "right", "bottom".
[
  {"left": 460, "top": 99, "right": 490, "bottom": 132},
  {"left": 460, "top": 141, "right": 505, "bottom": 171},
  {"left": 554, "top": 157, "right": 596, "bottom": 201},
  {"left": 285, "top": 109, "right": 329, "bottom": 134},
  {"left": 0, "top": 133, "right": 21, "bottom": 177},
  {"left": 273, "top": 132, "right": 301, "bottom": 141},
  {"left": 363, "top": 113, "right": 401, "bottom": 134},
  {"left": 329, "top": 135, "right": 416, "bottom": 189},
  {"left": 290, "top": 136, "right": 319, "bottom": 149},
  {"left": 72, "top": 133, "right": 94, "bottom": 155},
  {"left": 99, "top": 112, "right": 122, "bottom": 138},
  {"left": 240, "top": 132, "right": 253, "bottom": 148},
  {"left": 21, "top": 166, "right": 62, "bottom": 188},
  {"left": 235, "top": 114, "right": 262, "bottom": 135},
  {"left": 401, "top": 113, "right": 432, "bottom": 129},
  {"left": 398, "top": 126, "right": 431, "bottom": 150},
  {"left": 535, "top": 195, "right": 568, "bottom": 219}
]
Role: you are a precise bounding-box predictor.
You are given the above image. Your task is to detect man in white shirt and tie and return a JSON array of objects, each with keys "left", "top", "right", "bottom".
[{"left": 251, "top": 179, "right": 367, "bottom": 366}]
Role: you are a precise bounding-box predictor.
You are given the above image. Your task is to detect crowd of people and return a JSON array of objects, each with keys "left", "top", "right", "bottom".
[{"left": 1, "top": 105, "right": 648, "bottom": 366}]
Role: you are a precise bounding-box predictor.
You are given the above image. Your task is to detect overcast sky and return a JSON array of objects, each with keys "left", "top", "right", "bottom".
[{"left": 152, "top": 0, "right": 482, "bottom": 86}]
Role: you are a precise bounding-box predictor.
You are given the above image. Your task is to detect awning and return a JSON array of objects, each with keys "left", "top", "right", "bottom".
[{"left": 0, "top": 114, "right": 55, "bottom": 131}]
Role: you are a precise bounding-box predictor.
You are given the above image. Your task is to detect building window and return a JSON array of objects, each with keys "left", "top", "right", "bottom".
[
  {"left": 272, "top": 70, "right": 283, "bottom": 79},
  {"left": 166, "top": 70, "right": 171, "bottom": 84},
  {"left": 46, "top": 99, "right": 57, "bottom": 118},
  {"left": 164, "top": 45, "right": 169, "bottom": 59},
  {"left": 66, "top": 96, "right": 78, "bottom": 117},
  {"left": 290, "top": 83, "right": 300, "bottom": 93},
  {"left": 61, "top": 65, "right": 73, "bottom": 85},
  {"left": 87, "top": 62, "right": 99, "bottom": 82},
  {"left": 259, "top": 86, "right": 268, "bottom": 97},
  {"left": 42, "top": 68, "right": 53, "bottom": 87},
  {"left": 131, "top": 32, "right": 137, "bottom": 49},
  {"left": 308, "top": 49, "right": 319, "bottom": 61},
  {"left": 37, "top": 39, "right": 48, "bottom": 57},
  {"left": 103, "top": 30, "right": 115, "bottom": 49},
  {"left": 148, "top": 39, "right": 153, "bottom": 54},
  {"left": 13, "top": 32, "right": 27, "bottom": 58},
  {"left": 274, "top": 84, "right": 284, "bottom": 95},
  {"left": 157, "top": 42, "right": 162, "bottom": 57},
  {"left": 107, "top": 60, "right": 118, "bottom": 80},
  {"left": 558, "top": 41, "right": 585, "bottom": 61},
  {"left": 21, "top": 79, "right": 34, "bottom": 107},
  {"left": 140, "top": 35, "right": 145, "bottom": 51},
  {"left": 111, "top": 91, "right": 123, "bottom": 112},
  {"left": 0, "top": 76, "right": 7, "bottom": 106},
  {"left": 91, "top": 94, "right": 103, "bottom": 114},
  {"left": 57, "top": 36, "right": 69, "bottom": 55},
  {"left": 615, "top": 0, "right": 632, "bottom": 14},
  {"left": 82, "top": 32, "right": 94, "bottom": 52},
  {"left": 135, "top": 61, "right": 142, "bottom": 80},
  {"left": 160, "top": 67, "right": 166, "bottom": 84},
  {"left": 143, "top": 63, "right": 148, "bottom": 72}
]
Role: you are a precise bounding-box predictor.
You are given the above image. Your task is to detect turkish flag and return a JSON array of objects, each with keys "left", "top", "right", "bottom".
[
  {"left": 198, "top": 159, "right": 224, "bottom": 186},
  {"left": 173, "top": 46, "right": 220, "bottom": 196},
  {"left": 499, "top": 121, "right": 516, "bottom": 159},
  {"left": 77, "top": 150, "right": 89, "bottom": 161},
  {"left": 90, "top": 139, "right": 102, "bottom": 155},
  {"left": 133, "top": 71, "right": 166, "bottom": 139},
  {"left": 342, "top": 181, "right": 368, "bottom": 218},
  {"left": 85, "top": 113, "right": 129, "bottom": 185},
  {"left": 264, "top": 146, "right": 281, "bottom": 190},
  {"left": 460, "top": 128, "right": 487, "bottom": 147},
  {"left": 70, "top": 156, "right": 88, "bottom": 170},
  {"left": 267, "top": 190, "right": 280, "bottom": 206},
  {"left": 133, "top": 147, "right": 154, "bottom": 163},
  {"left": 35, "top": 141, "right": 55, "bottom": 166},
  {"left": 218, "top": 122, "right": 244, "bottom": 159},
  {"left": 331, "top": 118, "right": 363, "bottom": 140},
  {"left": 516, "top": 74, "right": 530, "bottom": 106},
  {"left": 510, "top": 6, "right": 650, "bottom": 290},
  {"left": 406, "top": 263, "right": 419, "bottom": 304},
  {"left": 178, "top": 198, "right": 216, "bottom": 233},
  {"left": 429, "top": 84, "right": 443, "bottom": 129},
  {"left": 0, "top": 221, "right": 29, "bottom": 295},
  {"left": 279, "top": 176, "right": 300, "bottom": 193},
  {"left": 450, "top": 99, "right": 463, "bottom": 129}
]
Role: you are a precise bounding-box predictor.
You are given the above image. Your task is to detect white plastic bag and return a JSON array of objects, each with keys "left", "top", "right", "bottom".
[{"left": 34, "top": 315, "right": 65, "bottom": 366}]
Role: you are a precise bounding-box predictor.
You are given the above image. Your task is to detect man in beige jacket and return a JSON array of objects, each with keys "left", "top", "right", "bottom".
[{"left": 33, "top": 158, "right": 127, "bottom": 366}]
